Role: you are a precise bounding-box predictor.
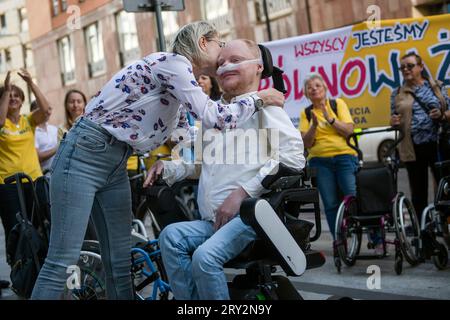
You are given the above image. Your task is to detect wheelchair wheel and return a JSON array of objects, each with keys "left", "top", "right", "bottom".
[
  {"left": 394, "top": 251, "right": 403, "bottom": 275},
  {"left": 136, "top": 200, "right": 161, "bottom": 238},
  {"left": 432, "top": 243, "right": 448, "bottom": 270},
  {"left": 393, "top": 195, "right": 421, "bottom": 266},
  {"left": 334, "top": 256, "right": 342, "bottom": 273},
  {"left": 131, "top": 243, "right": 171, "bottom": 300},
  {"left": 335, "top": 198, "right": 361, "bottom": 267},
  {"left": 66, "top": 241, "right": 106, "bottom": 300}
]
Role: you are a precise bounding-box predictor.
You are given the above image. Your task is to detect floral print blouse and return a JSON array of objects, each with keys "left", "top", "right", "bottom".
[{"left": 85, "top": 53, "right": 258, "bottom": 154}]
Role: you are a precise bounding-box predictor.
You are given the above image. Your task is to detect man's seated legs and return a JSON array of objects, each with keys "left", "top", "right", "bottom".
[
  {"left": 159, "top": 216, "right": 256, "bottom": 300},
  {"left": 159, "top": 220, "right": 213, "bottom": 300}
]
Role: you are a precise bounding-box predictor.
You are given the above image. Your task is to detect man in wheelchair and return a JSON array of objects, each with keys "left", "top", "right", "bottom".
[{"left": 144, "top": 39, "right": 305, "bottom": 300}]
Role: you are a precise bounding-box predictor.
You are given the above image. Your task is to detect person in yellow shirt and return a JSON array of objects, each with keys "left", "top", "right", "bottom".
[
  {"left": 0, "top": 69, "right": 51, "bottom": 261},
  {"left": 299, "top": 73, "right": 359, "bottom": 244}
]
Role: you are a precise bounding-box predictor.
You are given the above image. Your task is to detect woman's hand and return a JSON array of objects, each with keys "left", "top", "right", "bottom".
[
  {"left": 390, "top": 114, "right": 401, "bottom": 126},
  {"left": 429, "top": 108, "right": 443, "bottom": 121},
  {"left": 4, "top": 71, "right": 11, "bottom": 92},
  {"left": 257, "top": 88, "right": 285, "bottom": 107},
  {"left": 143, "top": 160, "right": 164, "bottom": 188},
  {"left": 17, "top": 68, "right": 33, "bottom": 85},
  {"left": 317, "top": 102, "right": 331, "bottom": 122},
  {"left": 311, "top": 111, "right": 319, "bottom": 128}
]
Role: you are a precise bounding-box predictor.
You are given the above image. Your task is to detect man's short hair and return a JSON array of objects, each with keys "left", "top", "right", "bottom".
[{"left": 237, "top": 39, "right": 261, "bottom": 60}]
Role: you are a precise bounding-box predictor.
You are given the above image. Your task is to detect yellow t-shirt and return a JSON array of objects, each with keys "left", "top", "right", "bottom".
[
  {"left": 126, "top": 144, "right": 172, "bottom": 171},
  {"left": 0, "top": 115, "right": 43, "bottom": 184},
  {"left": 299, "top": 98, "right": 357, "bottom": 159}
]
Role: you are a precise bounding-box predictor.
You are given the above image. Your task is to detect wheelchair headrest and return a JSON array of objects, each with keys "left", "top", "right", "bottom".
[
  {"left": 258, "top": 44, "right": 287, "bottom": 94},
  {"left": 258, "top": 44, "right": 273, "bottom": 79}
]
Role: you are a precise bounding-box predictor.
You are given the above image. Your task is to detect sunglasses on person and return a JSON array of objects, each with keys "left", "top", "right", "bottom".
[{"left": 398, "top": 63, "right": 418, "bottom": 71}]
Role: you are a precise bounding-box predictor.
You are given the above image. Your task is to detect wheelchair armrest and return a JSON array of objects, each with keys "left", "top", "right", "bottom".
[
  {"left": 171, "top": 179, "right": 199, "bottom": 194},
  {"left": 261, "top": 163, "right": 303, "bottom": 190},
  {"left": 140, "top": 184, "right": 170, "bottom": 197},
  {"left": 240, "top": 198, "right": 307, "bottom": 276}
]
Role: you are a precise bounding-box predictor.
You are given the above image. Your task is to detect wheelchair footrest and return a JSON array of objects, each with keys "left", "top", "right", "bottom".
[{"left": 305, "top": 250, "right": 326, "bottom": 270}]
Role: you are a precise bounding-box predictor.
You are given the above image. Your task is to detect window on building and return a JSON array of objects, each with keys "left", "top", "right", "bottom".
[
  {"left": 0, "top": 49, "right": 11, "bottom": 73},
  {"left": 19, "top": 7, "right": 28, "bottom": 32},
  {"left": 202, "top": 0, "right": 231, "bottom": 33},
  {"left": 58, "top": 36, "right": 75, "bottom": 84},
  {"left": 254, "top": 0, "right": 292, "bottom": 23},
  {"left": 0, "top": 14, "right": 7, "bottom": 31},
  {"left": 116, "top": 10, "right": 140, "bottom": 67},
  {"left": 0, "top": 51, "right": 5, "bottom": 73},
  {"left": 5, "top": 49, "right": 11, "bottom": 64},
  {"left": 161, "top": 11, "right": 179, "bottom": 49},
  {"left": 51, "top": 0, "right": 60, "bottom": 16},
  {"left": 23, "top": 44, "right": 34, "bottom": 69},
  {"left": 61, "top": 0, "right": 68, "bottom": 11},
  {"left": 84, "top": 22, "right": 105, "bottom": 77}
]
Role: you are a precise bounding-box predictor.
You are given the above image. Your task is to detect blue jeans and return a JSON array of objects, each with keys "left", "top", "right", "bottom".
[
  {"left": 31, "top": 117, "right": 134, "bottom": 300},
  {"left": 309, "top": 155, "right": 358, "bottom": 239},
  {"left": 159, "top": 217, "right": 257, "bottom": 300}
]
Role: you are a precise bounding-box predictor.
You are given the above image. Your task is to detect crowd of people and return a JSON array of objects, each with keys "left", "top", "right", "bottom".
[{"left": 0, "top": 19, "right": 449, "bottom": 300}]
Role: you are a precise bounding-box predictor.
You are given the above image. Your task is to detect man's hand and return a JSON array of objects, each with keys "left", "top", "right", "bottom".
[
  {"left": 214, "top": 187, "right": 249, "bottom": 231},
  {"left": 257, "top": 88, "right": 285, "bottom": 108},
  {"left": 143, "top": 160, "right": 164, "bottom": 188},
  {"left": 390, "top": 114, "right": 401, "bottom": 126}
]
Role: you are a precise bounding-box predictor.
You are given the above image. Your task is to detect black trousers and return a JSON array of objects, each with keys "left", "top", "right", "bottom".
[{"left": 404, "top": 142, "right": 439, "bottom": 221}]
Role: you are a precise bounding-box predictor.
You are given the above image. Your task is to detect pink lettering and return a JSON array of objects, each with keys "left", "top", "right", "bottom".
[{"left": 340, "top": 59, "right": 366, "bottom": 96}]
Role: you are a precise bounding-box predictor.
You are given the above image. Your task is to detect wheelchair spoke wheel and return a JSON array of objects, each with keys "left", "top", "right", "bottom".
[
  {"left": 394, "top": 251, "right": 403, "bottom": 275},
  {"left": 393, "top": 195, "right": 421, "bottom": 266},
  {"left": 136, "top": 200, "right": 161, "bottom": 239},
  {"left": 66, "top": 243, "right": 106, "bottom": 300},
  {"left": 432, "top": 243, "right": 448, "bottom": 270},
  {"left": 131, "top": 243, "right": 171, "bottom": 300},
  {"left": 335, "top": 198, "right": 361, "bottom": 267}
]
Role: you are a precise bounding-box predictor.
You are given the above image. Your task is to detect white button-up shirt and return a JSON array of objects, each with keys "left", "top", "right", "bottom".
[
  {"left": 35, "top": 123, "right": 58, "bottom": 172},
  {"left": 162, "top": 92, "right": 305, "bottom": 222},
  {"left": 85, "top": 53, "right": 259, "bottom": 154}
]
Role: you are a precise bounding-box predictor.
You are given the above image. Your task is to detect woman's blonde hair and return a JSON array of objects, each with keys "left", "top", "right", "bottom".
[
  {"left": 303, "top": 72, "right": 328, "bottom": 99},
  {"left": 171, "top": 21, "right": 218, "bottom": 66}
]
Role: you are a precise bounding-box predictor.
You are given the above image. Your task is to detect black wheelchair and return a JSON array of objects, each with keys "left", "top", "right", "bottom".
[
  {"left": 333, "top": 128, "right": 421, "bottom": 275},
  {"left": 420, "top": 160, "right": 450, "bottom": 270},
  {"left": 142, "top": 164, "right": 326, "bottom": 300}
]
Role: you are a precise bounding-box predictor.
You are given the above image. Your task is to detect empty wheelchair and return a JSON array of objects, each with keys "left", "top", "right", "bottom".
[
  {"left": 144, "top": 164, "right": 326, "bottom": 300},
  {"left": 420, "top": 160, "right": 450, "bottom": 270},
  {"left": 67, "top": 218, "right": 171, "bottom": 300},
  {"left": 333, "top": 128, "right": 421, "bottom": 275}
]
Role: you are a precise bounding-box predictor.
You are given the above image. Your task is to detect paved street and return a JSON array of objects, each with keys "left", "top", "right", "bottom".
[{"left": 1, "top": 167, "right": 448, "bottom": 300}]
